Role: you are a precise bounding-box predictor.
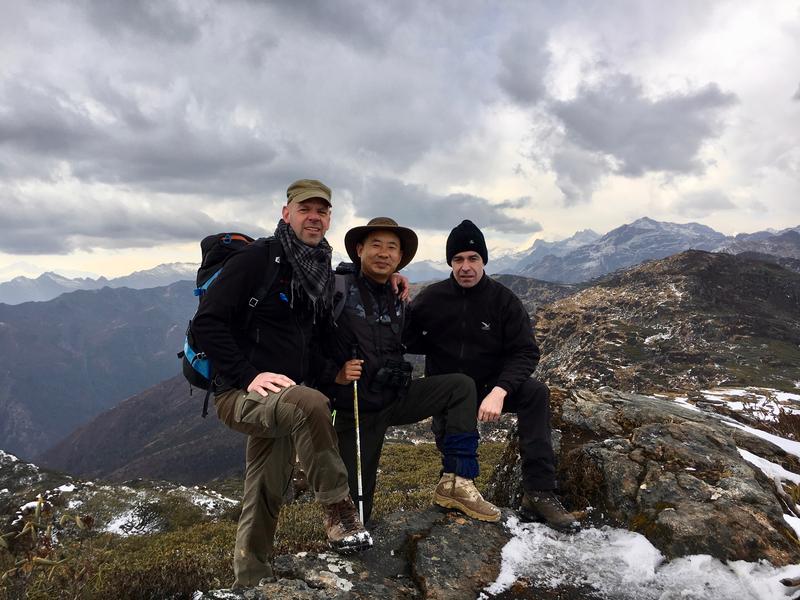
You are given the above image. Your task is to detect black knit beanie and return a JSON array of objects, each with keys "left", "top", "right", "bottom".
[{"left": 446, "top": 220, "right": 488, "bottom": 266}]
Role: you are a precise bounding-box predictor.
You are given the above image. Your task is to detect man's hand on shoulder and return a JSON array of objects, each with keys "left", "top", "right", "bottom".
[
  {"left": 390, "top": 272, "right": 410, "bottom": 301},
  {"left": 247, "top": 372, "right": 296, "bottom": 396},
  {"left": 478, "top": 386, "right": 507, "bottom": 422},
  {"left": 335, "top": 359, "right": 363, "bottom": 385}
]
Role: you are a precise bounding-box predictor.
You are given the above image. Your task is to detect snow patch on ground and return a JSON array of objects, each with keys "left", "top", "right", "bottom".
[
  {"left": 0, "top": 450, "right": 19, "bottom": 462},
  {"left": 104, "top": 508, "right": 159, "bottom": 537},
  {"left": 486, "top": 518, "right": 800, "bottom": 599},
  {"left": 738, "top": 448, "right": 800, "bottom": 484},
  {"left": 725, "top": 420, "right": 800, "bottom": 459},
  {"left": 668, "top": 283, "right": 684, "bottom": 298},
  {"left": 644, "top": 332, "right": 672, "bottom": 345},
  {"left": 776, "top": 391, "right": 800, "bottom": 403},
  {"left": 784, "top": 515, "right": 800, "bottom": 539},
  {"left": 697, "top": 387, "right": 800, "bottom": 421},
  {"left": 672, "top": 396, "right": 702, "bottom": 412},
  {"left": 169, "top": 485, "right": 238, "bottom": 514}
]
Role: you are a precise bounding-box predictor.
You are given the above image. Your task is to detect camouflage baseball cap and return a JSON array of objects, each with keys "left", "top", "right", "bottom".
[{"left": 286, "top": 179, "right": 332, "bottom": 205}]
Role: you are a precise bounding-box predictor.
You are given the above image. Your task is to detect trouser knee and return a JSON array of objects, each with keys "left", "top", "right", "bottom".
[
  {"left": 450, "top": 374, "right": 477, "bottom": 407},
  {"left": 283, "top": 386, "right": 336, "bottom": 452},
  {"left": 516, "top": 379, "right": 550, "bottom": 414}
]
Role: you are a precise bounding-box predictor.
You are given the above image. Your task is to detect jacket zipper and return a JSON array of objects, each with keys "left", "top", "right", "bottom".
[{"left": 458, "top": 288, "right": 467, "bottom": 369}]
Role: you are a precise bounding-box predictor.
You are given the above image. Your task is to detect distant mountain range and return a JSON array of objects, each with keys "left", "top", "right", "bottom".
[
  {"left": 499, "top": 218, "right": 800, "bottom": 283},
  {"left": 0, "top": 263, "right": 197, "bottom": 304},
  {"left": 34, "top": 250, "right": 800, "bottom": 484},
  {"left": 38, "top": 375, "right": 246, "bottom": 484},
  {"left": 0, "top": 282, "right": 195, "bottom": 458},
  {"left": 3, "top": 221, "right": 799, "bottom": 302}
]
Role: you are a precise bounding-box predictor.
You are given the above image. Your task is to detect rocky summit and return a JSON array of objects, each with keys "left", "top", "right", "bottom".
[
  {"left": 489, "top": 387, "right": 800, "bottom": 568},
  {"left": 195, "top": 507, "right": 512, "bottom": 600},
  {"left": 535, "top": 250, "right": 800, "bottom": 393}
]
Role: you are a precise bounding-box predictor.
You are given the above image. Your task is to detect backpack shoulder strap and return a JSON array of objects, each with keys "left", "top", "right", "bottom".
[
  {"left": 240, "top": 237, "right": 282, "bottom": 333},
  {"left": 332, "top": 272, "right": 353, "bottom": 321},
  {"left": 246, "top": 236, "right": 282, "bottom": 309}
]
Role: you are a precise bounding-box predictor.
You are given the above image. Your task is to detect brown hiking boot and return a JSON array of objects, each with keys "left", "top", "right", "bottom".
[
  {"left": 322, "top": 496, "right": 373, "bottom": 554},
  {"left": 433, "top": 473, "right": 501, "bottom": 522},
  {"left": 520, "top": 491, "right": 580, "bottom": 532}
]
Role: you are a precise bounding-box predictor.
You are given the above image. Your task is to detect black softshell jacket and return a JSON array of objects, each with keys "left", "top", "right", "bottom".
[
  {"left": 313, "top": 274, "right": 406, "bottom": 412},
  {"left": 192, "top": 242, "right": 315, "bottom": 391},
  {"left": 405, "top": 273, "right": 540, "bottom": 397}
]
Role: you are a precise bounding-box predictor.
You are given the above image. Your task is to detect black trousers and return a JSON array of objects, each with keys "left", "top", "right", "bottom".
[
  {"left": 434, "top": 377, "right": 556, "bottom": 492},
  {"left": 334, "top": 373, "right": 477, "bottom": 524}
]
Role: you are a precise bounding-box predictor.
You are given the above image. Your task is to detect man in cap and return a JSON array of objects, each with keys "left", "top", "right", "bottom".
[
  {"left": 193, "top": 179, "right": 372, "bottom": 588},
  {"left": 312, "top": 217, "right": 500, "bottom": 525},
  {"left": 406, "top": 219, "right": 579, "bottom": 532}
]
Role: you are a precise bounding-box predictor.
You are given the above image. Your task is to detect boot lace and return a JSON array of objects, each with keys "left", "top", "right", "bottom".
[
  {"left": 328, "top": 499, "right": 360, "bottom": 535},
  {"left": 456, "top": 478, "right": 485, "bottom": 501}
]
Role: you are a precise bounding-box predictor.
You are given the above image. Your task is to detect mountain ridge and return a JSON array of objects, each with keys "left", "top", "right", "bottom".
[{"left": 36, "top": 250, "right": 800, "bottom": 485}]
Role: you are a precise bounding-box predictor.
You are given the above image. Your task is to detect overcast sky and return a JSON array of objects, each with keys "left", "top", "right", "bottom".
[{"left": 1, "top": 0, "right": 798, "bottom": 278}]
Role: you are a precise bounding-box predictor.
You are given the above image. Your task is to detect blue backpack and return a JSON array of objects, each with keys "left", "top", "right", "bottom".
[{"left": 178, "top": 233, "right": 282, "bottom": 416}]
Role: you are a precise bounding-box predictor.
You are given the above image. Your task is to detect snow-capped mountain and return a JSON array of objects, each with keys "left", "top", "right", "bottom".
[
  {"left": 719, "top": 229, "right": 800, "bottom": 260},
  {"left": 489, "top": 228, "right": 601, "bottom": 275},
  {"left": 519, "top": 217, "right": 729, "bottom": 283},
  {"left": 399, "top": 259, "right": 451, "bottom": 283},
  {"left": 0, "top": 263, "right": 198, "bottom": 304}
]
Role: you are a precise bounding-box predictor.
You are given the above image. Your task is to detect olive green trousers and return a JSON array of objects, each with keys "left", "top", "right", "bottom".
[{"left": 215, "top": 385, "right": 350, "bottom": 587}]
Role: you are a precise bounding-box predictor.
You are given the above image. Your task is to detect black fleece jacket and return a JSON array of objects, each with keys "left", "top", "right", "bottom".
[
  {"left": 191, "top": 242, "right": 315, "bottom": 391},
  {"left": 313, "top": 273, "right": 406, "bottom": 412},
  {"left": 405, "top": 273, "right": 540, "bottom": 397}
]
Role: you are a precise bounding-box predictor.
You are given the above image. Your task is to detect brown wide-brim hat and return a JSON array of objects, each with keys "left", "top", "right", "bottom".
[{"left": 344, "top": 217, "right": 419, "bottom": 272}]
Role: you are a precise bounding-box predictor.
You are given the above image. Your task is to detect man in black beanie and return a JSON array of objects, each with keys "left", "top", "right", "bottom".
[{"left": 406, "top": 219, "right": 579, "bottom": 532}]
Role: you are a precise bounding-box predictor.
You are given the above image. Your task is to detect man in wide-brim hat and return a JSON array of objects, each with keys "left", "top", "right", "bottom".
[
  {"left": 311, "top": 217, "right": 501, "bottom": 525},
  {"left": 343, "top": 216, "right": 419, "bottom": 273}
]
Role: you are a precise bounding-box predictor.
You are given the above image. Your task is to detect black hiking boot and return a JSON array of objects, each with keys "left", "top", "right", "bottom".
[
  {"left": 519, "top": 491, "right": 580, "bottom": 532},
  {"left": 322, "top": 496, "right": 373, "bottom": 554}
]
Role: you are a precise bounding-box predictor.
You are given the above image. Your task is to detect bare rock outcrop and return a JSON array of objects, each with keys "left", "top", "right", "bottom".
[
  {"left": 488, "top": 387, "right": 800, "bottom": 565},
  {"left": 196, "top": 506, "right": 512, "bottom": 599}
]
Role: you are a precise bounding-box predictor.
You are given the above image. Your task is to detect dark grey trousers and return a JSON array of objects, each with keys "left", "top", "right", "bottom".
[
  {"left": 334, "top": 373, "right": 477, "bottom": 524},
  {"left": 433, "top": 377, "right": 556, "bottom": 491}
]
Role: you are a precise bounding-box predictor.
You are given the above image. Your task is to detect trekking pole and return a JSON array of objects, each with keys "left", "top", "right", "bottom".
[{"left": 351, "top": 344, "right": 365, "bottom": 523}]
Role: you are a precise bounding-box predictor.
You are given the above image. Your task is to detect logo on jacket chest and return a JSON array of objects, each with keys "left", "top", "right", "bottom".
[{"left": 480, "top": 321, "right": 491, "bottom": 331}]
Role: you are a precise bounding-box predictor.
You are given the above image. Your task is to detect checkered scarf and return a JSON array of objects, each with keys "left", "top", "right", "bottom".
[{"left": 274, "top": 220, "right": 333, "bottom": 315}]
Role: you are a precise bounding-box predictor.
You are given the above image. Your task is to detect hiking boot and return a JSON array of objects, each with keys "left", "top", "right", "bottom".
[
  {"left": 433, "top": 473, "right": 501, "bottom": 522},
  {"left": 520, "top": 491, "right": 580, "bottom": 532},
  {"left": 322, "top": 496, "right": 373, "bottom": 554}
]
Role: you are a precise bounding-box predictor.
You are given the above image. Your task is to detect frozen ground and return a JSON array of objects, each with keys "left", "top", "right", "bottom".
[
  {"left": 485, "top": 517, "right": 800, "bottom": 600},
  {"left": 485, "top": 387, "right": 800, "bottom": 599}
]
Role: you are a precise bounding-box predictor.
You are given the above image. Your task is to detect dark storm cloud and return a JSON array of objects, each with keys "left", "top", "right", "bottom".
[
  {"left": 550, "top": 147, "right": 613, "bottom": 207},
  {"left": 672, "top": 190, "right": 736, "bottom": 218},
  {"left": 496, "top": 197, "right": 532, "bottom": 210},
  {"left": 354, "top": 177, "right": 541, "bottom": 234},
  {"left": 83, "top": 0, "right": 202, "bottom": 44},
  {"left": 0, "top": 83, "right": 97, "bottom": 156},
  {"left": 0, "top": 194, "right": 270, "bottom": 255},
  {"left": 552, "top": 74, "right": 738, "bottom": 177},
  {"left": 496, "top": 30, "right": 551, "bottom": 105},
  {"left": 0, "top": 81, "right": 279, "bottom": 195},
  {"left": 266, "top": 0, "right": 403, "bottom": 52}
]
